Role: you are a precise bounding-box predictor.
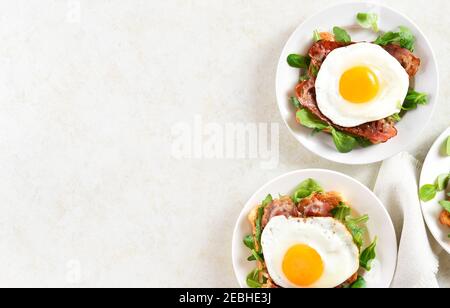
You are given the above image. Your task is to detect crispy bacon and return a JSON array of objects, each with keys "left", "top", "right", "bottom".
[
  {"left": 261, "top": 196, "right": 299, "bottom": 229},
  {"left": 299, "top": 192, "right": 342, "bottom": 218},
  {"left": 383, "top": 44, "right": 421, "bottom": 77},
  {"left": 308, "top": 40, "right": 349, "bottom": 74},
  {"left": 439, "top": 211, "right": 450, "bottom": 227},
  {"left": 308, "top": 40, "right": 420, "bottom": 78},
  {"left": 336, "top": 272, "right": 359, "bottom": 289},
  {"left": 342, "top": 119, "right": 398, "bottom": 144},
  {"left": 295, "top": 79, "right": 398, "bottom": 144}
]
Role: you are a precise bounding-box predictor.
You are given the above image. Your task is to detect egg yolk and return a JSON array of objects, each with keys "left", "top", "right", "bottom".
[
  {"left": 282, "top": 244, "right": 324, "bottom": 287},
  {"left": 339, "top": 66, "right": 380, "bottom": 104}
]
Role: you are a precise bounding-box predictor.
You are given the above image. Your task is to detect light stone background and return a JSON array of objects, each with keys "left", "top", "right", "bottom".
[{"left": 0, "top": 0, "right": 448, "bottom": 287}]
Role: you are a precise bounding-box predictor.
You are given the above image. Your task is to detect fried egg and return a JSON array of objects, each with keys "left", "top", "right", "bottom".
[
  {"left": 315, "top": 43, "right": 409, "bottom": 127},
  {"left": 261, "top": 216, "right": 359, "bottom": 288}
]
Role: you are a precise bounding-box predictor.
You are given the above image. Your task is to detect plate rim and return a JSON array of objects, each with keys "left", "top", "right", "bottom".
[
  {"left": 275, "top": 1, "right": 440, "bottom": 165},
  {"left": 420, "top": 127, "right": 450, "bottom": 254},
  {"left": 231, "top": 168, "right": 398, "bottom": 288}
]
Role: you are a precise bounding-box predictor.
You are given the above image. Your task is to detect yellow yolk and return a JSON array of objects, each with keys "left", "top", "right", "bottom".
[
  {"left": 339, "top": 66, "right": 380, "bottom": 104},
  {"left": 282, "top": 244, "right": 324, "bottom": 287}
]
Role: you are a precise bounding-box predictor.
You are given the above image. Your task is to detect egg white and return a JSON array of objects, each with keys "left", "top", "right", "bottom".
[
  {"left": 315, "top": 43, "right": 409, "bottom": 128},
  {"left": 261, "top": 216, "right": 360, "bottom": 288}
]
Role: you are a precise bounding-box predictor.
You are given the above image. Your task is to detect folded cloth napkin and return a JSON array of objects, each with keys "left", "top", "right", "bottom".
[{"left": 374, "top": 152, "right": 439, "bottom": 288}]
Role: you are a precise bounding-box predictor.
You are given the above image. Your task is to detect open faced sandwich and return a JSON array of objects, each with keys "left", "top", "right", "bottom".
[{"left": 243, "top": 179, "right": 377, "bottom": 289}]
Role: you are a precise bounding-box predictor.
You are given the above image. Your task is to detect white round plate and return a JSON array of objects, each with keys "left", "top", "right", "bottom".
[
  {"left": 420, "top": 127, "right": 450, "bottom": 254},
  {"left": 232, "top": 169, "right": 397, "bottom": 288},
  {"left": 276, "top": 2, "right": 439, "bottom": 165}
]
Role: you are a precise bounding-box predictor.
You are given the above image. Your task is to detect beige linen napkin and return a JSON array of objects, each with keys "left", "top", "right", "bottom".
[{"left": 374, "top": 152, "right": 440, "bottom": 288}]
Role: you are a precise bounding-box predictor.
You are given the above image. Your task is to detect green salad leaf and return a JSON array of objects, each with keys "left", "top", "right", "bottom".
[
  {"left": 389, "top": 113, "right": 402, "bottom": 123},
  {"left": 247, "top": 255, "right": 256, "bottom": 262},
  {"left": 249, "top": 249, "right": 264, "bottom": 262},
  {"left": 446, "top": 136, "right": 450, "bottom": 156},
  {"left": 331, "top": 202, "right": 351, "bottom": 222},
  {"left": 374, "top": 26, "right": 416, "bottom": 51},
  {"left": 257, "top": 195, "right": 272, "bottom": 241},
  {"left": 420, "top": 172, "right": 450, "bottom": 202},
  {"left": 262, "top": 194, "right": 273, "bottom": 207},
  {"left": 299, "top": 74, "right": 310, "bottom": 82},
  {"left": 439, "top": 200, "right": 450, "bottom": 213},
  {"left": 245, "top": 194, "right": 273, "bottom": 263},
  {"left": 313, "top": 30, "right": 322, "bottom": 42},
  {"left": 333, "top": 204, "right": 375, "bottom": 259},
  {"left": 331, "top": 128, "right": 358, "bottom": 154},
  {"left": 256, "top": 208, "right": 265, "bottom": 227},
  {"left": 287, "top": 54, "right": 311, "bottom": 69},
  {"left": 333, "top": 26, "right": 351, "bottom": 43},
  {"left": 402, "top": 89, "right": 428, "bottom": 111},
  {"left": 360, "top": 237, "right": 378, "bottom": 271},
  {"left": 292, "top": 179, "right": 323, "bottom": 203},
  {"left": 296, "top": 109, "right": 329, "bottom": 131},
  {"left": 291, "top": 97, "right": 301, "bottom": 109},
  {"left": 398, "top": 26, "right": 415, "bottom": 52},
  {"left": 374, "top": 31, "right": 399, "bottom": 46},
  {"left": 243, "top": 235, "right": 255, "bottom": 250},
  {"left": 436, "top": 173, "right": 450, "bottom": 191},
  {"left": 310, "top": 65, "right": 319, "bottom": 77},
  {"left": 350, "top": 276, "right": 367, "bottom": 288},
  {"left": 356, "top": 12, "right": 379, "bottom": 32},
  {"left": 246, "top": 269, "right": 263, "bottom": 288},
  {"left": 345, "top": 215, "right": 369, "bottom": 249},
  {"left": 294, "top": 105, "right": 374, "bottom": 154},
  {"left": 419, "top": 184, "right": 438, "bottom": 202},
  {"left": 356, "top": 137, "right": 374, "bottom": 148}
]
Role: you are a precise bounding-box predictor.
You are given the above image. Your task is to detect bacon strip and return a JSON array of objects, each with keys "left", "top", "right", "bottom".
[
  {"left": 308, "top": 40, "right": 420, "bottom": 78},
  {"left": 261, "top": 196, "right": 299, "bottom": 229},
  {"left": 295, "top": 79, "right": 398, "bottom": 144},
  {"left": 298, "top": 192, "right": 342, "bottom": 218},
  {"left": 308, "top": 40, "right": 349, "bottom": 75},
  {"left": 383, "top": 44, "right": 421, "bottom": 77}
]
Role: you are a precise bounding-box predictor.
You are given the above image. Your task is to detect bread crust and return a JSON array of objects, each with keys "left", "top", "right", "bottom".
[{"left": 439, "top": 210, "right": 450, "bottom": 227}]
